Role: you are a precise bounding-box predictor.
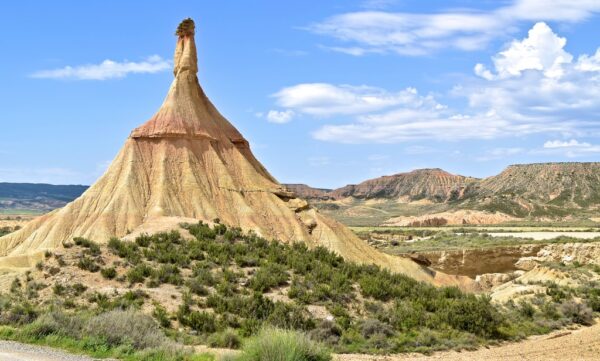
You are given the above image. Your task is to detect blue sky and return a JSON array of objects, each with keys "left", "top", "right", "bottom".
[{"left": 1, "top": 1, "right": 600, "bottom": 188}]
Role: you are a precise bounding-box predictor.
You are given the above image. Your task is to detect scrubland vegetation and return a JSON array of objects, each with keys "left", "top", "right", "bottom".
[
  {"left": 0, "top": 222, "right": 598, "bottom": 359},
  {"left": 0, "top": 226, "right": 17, "bottom": 237},
  {"left": 355, "top": 227, "right": 600, "bottom": 253}
]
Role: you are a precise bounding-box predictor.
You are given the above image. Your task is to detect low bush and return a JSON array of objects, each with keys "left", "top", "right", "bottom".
[
  {"left": 77, "top": 256, "right": 100, "bottom": 273},
  {"left": 100, "top": 267, "right": 117, "bottom": 280},
  {"left": 108, "top": 237, "right": 140, "bottom": 264},
  {"left": 73, "top": 237, "right": 101, "bottom": 256},
  {"left": 22, "top": 310, "right": 84, "bottom": 339},
  {"left": 208, "top": 329, "right": 242, "bottom": 349},
  {"left": 85, "top": 309, "right": 172, "bottom": 349},
  {"left": 127, "top": 263, "right": 153, "bottom": 284},
  {"left": 152, "top": 303, "right": 171, "bottom": 328},
  {"left": 249, "top": 263, "right": 289, "bottom": 292},
  {"left": 560, "top": 300, "right": 594, "bottom": 325},
  {"left": 179, "top": 310, "right": 217, "bottom": 334},
  {"left": 232, "top": 327, "right": 331, "bottom": 361}
]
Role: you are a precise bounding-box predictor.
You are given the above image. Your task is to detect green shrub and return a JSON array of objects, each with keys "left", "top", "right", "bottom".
[
  {"left": 108, "top": 237, "right": 141, "bottom": 264},
  {"left": 153, "top": 264, "right": 183, "bottom": 285},
  {"left": 77, "top": 256, "right": 100, "bottom": 273},
  {"left": 359, "top": 318, "right": 393, "bottom": 339},
  {"left": 233, "top": 327, "right": 331, "bottom": 361},
  {"left": 52, "top": 284, "right": 66, "bottom": 296},
  {"left": 358, "top": 273, "right": 396, "bottom": 301},
  {"left": 72, "top": 283, "right": 87, "bottom": 295},
  {"left": 208, "top": 329, "right": 242, "bottom": 349},
  {"left": 440, "top": 295, "right": 503, "bottom": 337},
  {"left": 560, "top": 300, "right": 594, "bottom": 325},
  {"left": 22, "top": 310, "right": 84, "bottom": 338},
  {"left": 73, "top": 237, "right": 101, "bottom": 256},
  {"left": 85, "top": 309, "right": 173, "bottom": 349},
  {"left": 127, "top": 263, "right": 153, "bottom": 284},
  {"left": 0, "top": 301, "right": 38, "bottom": 325},
  {"left": 249, "top": 263, "right": 289, "bottom": 292},
  {"left": 180, "top": 311, "right": 217, "bottom": 333},
  {"left": 187, "top": 277, "right": 209, "bottom": 296},
  {"left": 309, "top": 321, "right": 342, "bottom": 345},
  {"left": 186, "top": 222, "right": 217, "bottom": 240},
  {"left": 101, "top": 267, "right": 117, "bottom": 280},
  {"left": 152, "top": 303, "right": 171, "bottom": 328}
]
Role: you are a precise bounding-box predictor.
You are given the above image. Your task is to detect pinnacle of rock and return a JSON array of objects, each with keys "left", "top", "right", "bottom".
[
  {"left": 0, "top": 18, "right": 473, "bottom": 290},
  {"left": 173, "top": 18, "right": 198, "bottom": 77}
]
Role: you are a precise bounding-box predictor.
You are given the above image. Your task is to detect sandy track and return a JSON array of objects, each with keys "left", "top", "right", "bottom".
[
  {"left": 335, "top": 322, "right": 600, "bottom": 361},
  {"left": 0, "top": 340, "right": 117, "bottom": 361}
]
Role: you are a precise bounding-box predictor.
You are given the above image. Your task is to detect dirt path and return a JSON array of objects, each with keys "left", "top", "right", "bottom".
[
  {"left": 335, "top": 322, "right": 600, "bottom": 361},
  {"left": 0, "top": 340, "right": 117, "bottom": 361}
]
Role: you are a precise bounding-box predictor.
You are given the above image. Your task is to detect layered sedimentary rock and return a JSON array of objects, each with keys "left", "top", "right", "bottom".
[
  {"left": 382, "top": 210, "right": 516, "bottom": 226},
  {"left": 0, "top": 19, "right": 471, "bottom": 288},
  {"left": 329, "top": 169, "right": 475, "bottom": 202}
]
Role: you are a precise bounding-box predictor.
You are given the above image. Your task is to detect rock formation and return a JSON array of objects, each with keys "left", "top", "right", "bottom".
[
  {"left": 329, "top": 168, "right": 476, "bottom": 202},
  {"left": 0, "top": 19, "right": 471, "bottom": 288},
  {"left": 382, "top": 210, "right": 516, "bottom": 227},
  {"left": 461, "top": 162, "right": 600, "bottom": 216},
  {"left": 283, "top": 184, "right": 332, "bottom": 200}
]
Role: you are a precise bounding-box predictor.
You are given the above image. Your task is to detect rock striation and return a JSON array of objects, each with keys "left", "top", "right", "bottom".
[
  {"left": 329, "top": 168, "right": 475, "bottom": 202},
  {"left": 382, "top": 210, "right": 517, "bottom": 226},
  {"left": 0, "top": 19, "right": 471, "bottom": 288}
]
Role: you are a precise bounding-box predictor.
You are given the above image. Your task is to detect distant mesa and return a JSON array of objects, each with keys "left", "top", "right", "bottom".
[
  {"left": 0, "top": 19, "right": 468, "bottom": 288},
  {"left": 287, "top": 162, "right": 600, "bottom": 221}
]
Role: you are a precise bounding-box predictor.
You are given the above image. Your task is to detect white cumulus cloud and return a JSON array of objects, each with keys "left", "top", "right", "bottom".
[
  {"left": 467, "top": 23, "right": 600, "bottom": 136},
  {"left": 271, "top": 23, "right": 600, "bottom": 144},
  {"left": 475, "top": 22, "right": 573, "bottom": 79},
  {"left": 266, "top": 110, "right": 295, "bottom": 124},
  {"left": 31, "top": 55, "right": 170, "bottom": 80}
]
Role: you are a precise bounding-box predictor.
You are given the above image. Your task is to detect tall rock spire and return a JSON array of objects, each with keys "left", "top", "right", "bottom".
[
  {"left": 130, "top": 18, "right": 247, "bottom": 146},
  {"left": 0, "top": 18, "right": 474, "bottom": 290},
  {"left": 174, "top": 18, "right": 198, "bottom": 76}
]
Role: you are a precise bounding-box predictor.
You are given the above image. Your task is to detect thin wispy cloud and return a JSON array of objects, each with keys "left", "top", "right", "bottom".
[
  {"left": 307, "top": 0, "right": 600, "bottom": 56},
  {"left": 541, "top": 139, "right": 600, "bottom": 157},
  {"left": 31, "top": 55, "right": 170, "bottom": 80},
  {"left": 272, "top": 84, "right": 443, "bottom": 118},
  {"left": 269, "top": 23, "right": 600, "bottom": 144}
]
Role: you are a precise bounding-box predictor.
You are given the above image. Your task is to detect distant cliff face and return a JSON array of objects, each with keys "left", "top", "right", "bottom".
[
  {"left": 287, "top": 163, "right": 600, "bottom": 223},
  {"left": 289, "top": 169, "right": 476, "bottom": 203},
  {"left": 478, "top": 163, "right": 600, "bottom": 204},
  {"left": 329, "top": 169, "right": 476, "bottom": 202},
  {"left": 462, "top": 162, "right": 600, "bottom": 216},
  {"left": 283, "top": 184, "right": 332, "bottom": 200}
]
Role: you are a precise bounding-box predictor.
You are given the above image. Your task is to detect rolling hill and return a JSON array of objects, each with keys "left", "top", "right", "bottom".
[
  {"left": 0, "top": 183, "right": 88, "bottom": 213},
  {"left": 4, "top": 162, "right": 600, "bottom": 225},
  {"left": 285, "top": 162, "right": 600, "bottom": 225}
]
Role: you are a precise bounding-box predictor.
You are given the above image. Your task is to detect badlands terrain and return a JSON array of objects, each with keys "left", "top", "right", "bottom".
[{"left": 0, "top": 17, "right": 599, "bottom": 361}]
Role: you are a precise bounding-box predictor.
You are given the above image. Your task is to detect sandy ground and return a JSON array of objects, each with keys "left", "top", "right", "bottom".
[
  {"left": 486, "top": 232, "right": 600, "bottom": 240},
  {"left": 0, "top": 340, "right": 118, "bottom": 361},
  {"left": 335, "top": 321, "right": 600, "bottom": 361}
]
